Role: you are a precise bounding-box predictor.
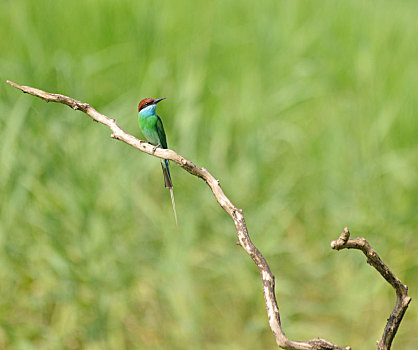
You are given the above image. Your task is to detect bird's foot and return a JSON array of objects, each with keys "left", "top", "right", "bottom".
[{"left": 152, "top": 144, "right": 161, "bottom": 154}]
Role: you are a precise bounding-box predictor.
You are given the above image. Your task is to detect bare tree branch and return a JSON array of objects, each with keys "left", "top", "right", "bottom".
[
  {"left": 331, "top": 228, "right": 411, "bottom": 350},
  {"left": 14, "top": 79, "right": 417, "bottom": 350}
]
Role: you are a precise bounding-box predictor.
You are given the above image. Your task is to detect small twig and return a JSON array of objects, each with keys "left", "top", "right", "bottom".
[
  {"left": 331, "top": 228, "right": 411, "bottom": 350},
  {"left": 7, "top": 80, "right": 356, "bottom": 350}
]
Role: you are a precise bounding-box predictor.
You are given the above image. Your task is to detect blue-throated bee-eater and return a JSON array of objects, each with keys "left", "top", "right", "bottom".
[{"left": 138, "top": 97, "right": 177, "bottom": 225}]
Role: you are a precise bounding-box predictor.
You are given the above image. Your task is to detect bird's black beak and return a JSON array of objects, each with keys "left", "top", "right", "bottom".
[{"left": 154, "top": 98, "right": 166, "bottom": 104}]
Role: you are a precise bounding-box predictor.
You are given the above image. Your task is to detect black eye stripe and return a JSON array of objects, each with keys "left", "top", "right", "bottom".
[{"left": 140, "top": 101, "right": 154, "bottom": 110}]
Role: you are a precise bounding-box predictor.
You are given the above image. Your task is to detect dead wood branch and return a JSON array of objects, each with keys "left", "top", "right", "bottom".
[
  {"left": 9, "top": 80, "right": 411, "bottom": 350},
  {"left": 331, "top": 228, "right": 411, "bottom": 349}
]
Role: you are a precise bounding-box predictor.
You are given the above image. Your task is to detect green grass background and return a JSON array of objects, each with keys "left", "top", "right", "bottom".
[{"left": 1, "top": 0, "right": 417, "bottom": 349}]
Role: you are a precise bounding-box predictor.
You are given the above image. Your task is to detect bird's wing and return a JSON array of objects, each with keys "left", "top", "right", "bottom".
[{"left": 156, "top": 115, "right": 168, "bottom": 149}]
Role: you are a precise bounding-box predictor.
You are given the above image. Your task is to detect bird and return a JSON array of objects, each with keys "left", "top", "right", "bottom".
[{"left": 138, "top": 97, "right": 177, "bottom": 225}]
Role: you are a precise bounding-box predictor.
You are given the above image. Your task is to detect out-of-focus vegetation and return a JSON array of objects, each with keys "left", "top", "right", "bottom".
[{"left": 1, "top": 0, "right": 417, "bottom": 349}]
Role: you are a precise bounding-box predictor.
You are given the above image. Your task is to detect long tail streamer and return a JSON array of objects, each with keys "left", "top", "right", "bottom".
[{"left": 169, "top": 187, "right": 178, "bottom": 226}]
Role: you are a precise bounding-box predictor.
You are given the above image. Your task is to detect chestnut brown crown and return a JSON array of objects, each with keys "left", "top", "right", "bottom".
[
  {"left": 138, "top": 97, "right": 166, "bottom": 112},
  {"left": 138, "top": 98, "right": 155, "bottom": 112}
]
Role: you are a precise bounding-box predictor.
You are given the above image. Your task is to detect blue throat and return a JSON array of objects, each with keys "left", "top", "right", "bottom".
[{"left": 139, "top": 104, "right": 157, "bottom": 117}]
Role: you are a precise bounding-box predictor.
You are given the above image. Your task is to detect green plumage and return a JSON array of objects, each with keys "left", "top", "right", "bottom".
[{"left": 138, "top": 114, "right": 168, "bottom": 148}]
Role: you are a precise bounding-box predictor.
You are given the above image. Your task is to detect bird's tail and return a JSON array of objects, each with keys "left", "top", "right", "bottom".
[
  {"left": 161, "top": 160, "right": 178, "bottom": 226},
  {"left": 161, "top": 159, "right": 172, "bottom": 188}
]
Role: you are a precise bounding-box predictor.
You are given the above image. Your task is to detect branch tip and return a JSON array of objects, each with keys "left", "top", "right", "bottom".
[{"left": 332, "top": 228, "right": 411, "bottom": 349}]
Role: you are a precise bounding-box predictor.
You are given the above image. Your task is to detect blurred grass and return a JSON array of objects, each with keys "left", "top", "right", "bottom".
[{"left": 0, "top": 0, "right": 417, "bottom": 349}]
